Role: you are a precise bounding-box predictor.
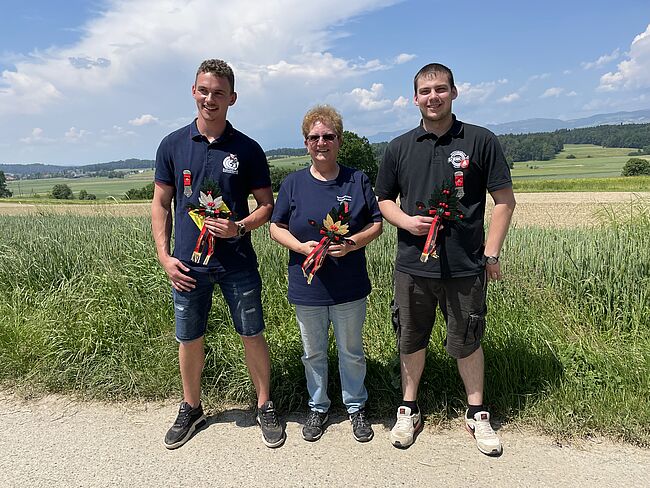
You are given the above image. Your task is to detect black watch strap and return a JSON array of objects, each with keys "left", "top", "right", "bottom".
[{"left": 485, "top": 255, "right": 499, "bottom": 265}]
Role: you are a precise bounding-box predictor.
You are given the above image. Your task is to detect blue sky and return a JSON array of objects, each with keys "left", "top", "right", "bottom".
[{"left": 1, "top": 0, "right": 649, "bottom": 165}]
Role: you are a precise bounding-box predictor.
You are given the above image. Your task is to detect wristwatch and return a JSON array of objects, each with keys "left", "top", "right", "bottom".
[
  {"left": 485, "top": 255, "right": 499, "bottom": 265},
  {"left": 237, "top": 222, "right": 247, "bottom": 237}
]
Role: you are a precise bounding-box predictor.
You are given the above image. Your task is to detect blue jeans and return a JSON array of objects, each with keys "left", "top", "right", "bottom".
[
  {"left": 172, "top": 267, "right": 265, "bottom": 342},
  {"left": 295, "top": 297, "right": 368, "bottom": 414}
]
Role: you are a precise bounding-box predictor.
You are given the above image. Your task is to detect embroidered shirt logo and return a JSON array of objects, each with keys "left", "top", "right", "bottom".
[
  {"left": 222, "top": 153, "right": 239, "bottom": 174},
  {"left": 337, "top": 195, "right": 352, "bottom": 203},
  {"left": 448, "top": 150, "right": 470, "bottom": 169}
]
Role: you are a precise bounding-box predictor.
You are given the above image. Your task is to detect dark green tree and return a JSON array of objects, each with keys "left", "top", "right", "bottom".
[
  {"left": 124, "top": 182, "right": 155, "bottom": 200},
  {"left": 337, "top": 130, "right": 378, "bottom": 183},
  {"left": 78, "top": 189, "right": 97, "bottom": 200},
  {"left": 269, "top": 166, "right": 295, "bottom": 192},
  {"left": 0, "top": 171, "right": 12, "bottom": 198},
  {"left": 51, "top": 183, "right": 73, "bottom": 200},
  {"left": 621, "top": 158, "right": 650, "bottom": 176}
]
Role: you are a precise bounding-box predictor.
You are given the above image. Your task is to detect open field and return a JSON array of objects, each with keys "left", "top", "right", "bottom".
[
  {"left": 2, "top": 192, "right": 649, "bottom": 229},
  {"left": 1, "top": 193, "right": 649, "bottom": 445},
  {"left": 268, "top": 154, "right": 310, "bottom": 169},
  {"left": 6, "top": 169, "right": 155, "bottom": 199},
  {"left": 4, "top": 145, "right": 649, "bottom": 201},
  {"left": 512, "top": 144, "right": 649, "bottom": 179}
]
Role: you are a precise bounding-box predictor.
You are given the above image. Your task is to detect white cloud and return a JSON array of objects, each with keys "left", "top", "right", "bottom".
[
  {"left": 128, "top": 114, "right": 159, "bottom": 126},
  {"left": 582, "top": 48, "right": 621, "bottom": 69},
  {"left": 64, "top": 127, "right": 90, "bottom": 143},
  {"left": 327, "top": 83, "right": 393, "bottom": 112},
  {"left": 599, "top": 23, "right": 650, "bottom": 91},
  {"left": 0, "top": 0, "right": 402, "bottom": 116},
  {"left": 498, "top": 92, "right": 520, "bottom": 103},
  {"left": 456, "top": 79, "right": 507, "bottom": 105},
  {"left": 393, "top": 96, "right": 410, "bottom": 108},
  {"left": 566, "top": 91, "right": 578, "bottom": 97},
  {"left": 394, "top": 53, "right": 416, "bottom": 64},
  {"left": 541, "top": 87, "right": 564, "bottom": 98},
  {"left": 20, "top": 128, "right": 55, "bottom": 144}
]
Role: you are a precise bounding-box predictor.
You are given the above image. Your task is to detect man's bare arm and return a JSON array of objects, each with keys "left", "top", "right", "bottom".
[
  {"left": 484, "top": 186, "right": 516, "bottom": 281},
  {"left": 151, "top": 181, "right": 196, "bottom": 291}
]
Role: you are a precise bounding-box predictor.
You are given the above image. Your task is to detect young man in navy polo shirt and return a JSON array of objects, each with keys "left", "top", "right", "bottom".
[
  {"left": 152, "top": 59, "right": 284, "bottom": 449},
  {"left": 375, "top": 63, "right": 516, "bottom": 456}
]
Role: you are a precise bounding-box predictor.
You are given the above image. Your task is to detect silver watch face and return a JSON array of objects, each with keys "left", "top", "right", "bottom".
[
  {"left": 486, "top": 256, "right": 499, "bottom": 265},
  {"left": 237, "top": 224, "right": 246, "bottom": 236}
]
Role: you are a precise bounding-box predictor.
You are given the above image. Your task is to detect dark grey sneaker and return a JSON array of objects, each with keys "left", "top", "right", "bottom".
[
  {"left": 302, "top": 410, "right": 329, "bottom": 442},
  {"left": 256, "top": 400, "right": 286, "bottom": 448},
  {"left": 164, "top": 402, "right": 206, "bottom": 449},
  {"left": 350, "top": 408, "right": 374, "bottom": 442}
]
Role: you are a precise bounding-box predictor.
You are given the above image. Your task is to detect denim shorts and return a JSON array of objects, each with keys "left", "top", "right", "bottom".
[
  {"left": 172, "top": 267, "right": 265, "bottom": 342},
  {"left": 392, "top": 270, "right": 487, "bottom": 358}
]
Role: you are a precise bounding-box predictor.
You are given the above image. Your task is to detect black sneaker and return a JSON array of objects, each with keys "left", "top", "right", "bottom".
[
  {"left": 256, "top": 400, "right": 286, "bottom": 448},
  {"left": 164, "top": 402, "right": 207, "bottom": 449},
  {"left": 302, "top": 410, "right": 329, "bottom": 442},
  {"left": 350, "top": 408, "right": 374, "bottom": 442}
]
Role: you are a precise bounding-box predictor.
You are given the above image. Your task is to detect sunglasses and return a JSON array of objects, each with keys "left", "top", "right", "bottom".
[{"left": 306, "top": 133, "right": 337, "bottom": 143}]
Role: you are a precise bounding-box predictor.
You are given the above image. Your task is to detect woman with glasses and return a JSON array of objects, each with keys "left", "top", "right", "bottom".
[{"left": 270, "top": 105, "right": 382, "bottom": 443}]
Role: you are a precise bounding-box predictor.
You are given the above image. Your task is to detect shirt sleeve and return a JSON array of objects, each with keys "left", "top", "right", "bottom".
[
  {"left": 374, "top": 142, "right": 399, "bottom": 201},
  {"left": 270, "top": 175, "right": 293, "bottom": 224},
  {"left": 361, "top": 171, "right": 382, "bottom": 222},
  {"left": 483, "top": 132, "right": 512, "bottom": 192},
  {"left": 245, "top": 141, "right": 272, "bottom": 190},
  {"left": 154, "top": 135, "right": 175, "bottom": 186}
]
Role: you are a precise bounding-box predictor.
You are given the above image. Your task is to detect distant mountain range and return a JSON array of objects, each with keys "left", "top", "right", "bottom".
[{"left": 367, "top": 109, "right": 650, "bottom": 143}]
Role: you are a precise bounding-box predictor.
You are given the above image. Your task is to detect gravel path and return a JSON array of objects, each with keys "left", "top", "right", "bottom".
[{"left": 3, "top": 392, "right": 648, "bottom": 488}]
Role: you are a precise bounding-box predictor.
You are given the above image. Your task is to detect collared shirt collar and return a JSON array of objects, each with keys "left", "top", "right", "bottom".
[
  {"left": 415, "top": 114, "right": 464, "bottom": 141},
  {"left": 190, "top": 119, "right": 235, "bottom": 143}
]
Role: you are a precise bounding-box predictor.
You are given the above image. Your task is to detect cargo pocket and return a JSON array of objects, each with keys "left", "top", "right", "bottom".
[{"left": 465, "top": 313, "right": 486, "bottom": 345}]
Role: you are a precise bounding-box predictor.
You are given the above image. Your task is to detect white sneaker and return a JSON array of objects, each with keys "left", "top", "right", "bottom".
[
  {"left": 389, "top": 406, "right": 422, "bottom": 448},
  {"left": 465, "top": 410, "right": 502, "bottom": 456}
]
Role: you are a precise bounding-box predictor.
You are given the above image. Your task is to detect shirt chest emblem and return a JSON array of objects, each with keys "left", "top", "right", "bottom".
[
  {"left": 222, "top": 153, "right": 239, "bottom": 174},
  {"left": 448, "top": 150, "right": 470, "bottom": 169},
  {"left": 337, "top": 195, "right": 352, "bottom": 203}
]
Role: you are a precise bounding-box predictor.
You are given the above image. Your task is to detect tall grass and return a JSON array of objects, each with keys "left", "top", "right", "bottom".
[
  {"left": 512, "top": 175, "right": 650, "bottom": 192},
  {"left": 0, "top": 200, "right": 649, "bottom": 445}
]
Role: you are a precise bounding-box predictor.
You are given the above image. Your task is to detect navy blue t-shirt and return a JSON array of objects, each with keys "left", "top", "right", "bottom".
[
  {"left": 271, "top": 165, "right": 382, "bottom": 306},
  {"left": 155, "top": 120, "right": 271, "bottom": 272}
]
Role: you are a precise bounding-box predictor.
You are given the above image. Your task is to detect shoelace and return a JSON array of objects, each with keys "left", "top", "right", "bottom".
[
  {"left": 474, "top": 418, "right": 496, "bottom": 437},
  {"left": 174, "top": 405, "right": 192, "bottom": 427},
  {"left": 351, "top": 411, "right": 368, "bottom": 428},
  {"left": 261, "top": 406, "right": 279, "bottom": 427},
  {"left": 305, "top": 412, "right": 324, "bottom": 427},
  {"left": 394, "top": 413, "right": 413, "bottom": 430}
]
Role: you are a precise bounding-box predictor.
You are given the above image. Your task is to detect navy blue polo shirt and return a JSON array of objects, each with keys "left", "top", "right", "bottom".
[
  {"left": 155, "top": 119, "right": 271, "bottom": 272},
  {"left": 271, "top": 166, "right": 382, "bottom": 306},
  {"left": 375, "top": 116, "right": 512, "bottom": 279}
]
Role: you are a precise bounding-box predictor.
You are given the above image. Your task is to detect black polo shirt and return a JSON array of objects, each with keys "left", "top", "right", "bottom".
[
  {"left": 155, "top": 119, "right": 271, "bottom": 273},
  {"left": 375, "top": 116, "right": 512, "bottom": 278}
]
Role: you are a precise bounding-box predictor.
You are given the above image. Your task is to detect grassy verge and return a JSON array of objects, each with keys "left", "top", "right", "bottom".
[
  {"left": 0, "top": 202, "right": 648, "bottom": 445},
  {"left": 513, "top": 175, "right": 650, "bottom": 192}
]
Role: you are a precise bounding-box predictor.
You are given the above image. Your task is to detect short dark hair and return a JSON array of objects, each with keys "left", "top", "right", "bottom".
[
  {"left": 413, "top": 63, "right": 455, "bottom": 93},
  {"left": 196, "top": 59, "right": 235, "bottom": 92}
]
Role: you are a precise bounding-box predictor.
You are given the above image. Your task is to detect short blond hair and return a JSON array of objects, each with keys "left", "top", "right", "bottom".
[{"left": 301, "top": 105, "right": 343, "bottom": 139}]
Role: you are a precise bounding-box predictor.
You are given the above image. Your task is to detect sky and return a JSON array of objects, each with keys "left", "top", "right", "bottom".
[{"left": 1, "top": 0, "right": 650, "bottom": 165}]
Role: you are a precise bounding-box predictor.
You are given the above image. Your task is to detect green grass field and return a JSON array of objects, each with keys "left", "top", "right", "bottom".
[
  {"left": 4, "top": 145, "right": 649, "bottom": 201},
  {"left": 6, "top": 169, "right": 155, "bottom": 200},
  {"left": 512, "top": 144, "right": 649, "bottom": 179},
  {"left": 1, "top": 199, "right": 649, "bottom": 445},
  {"left": 268, "top": 154, "right": 310, "bottom": 169}
]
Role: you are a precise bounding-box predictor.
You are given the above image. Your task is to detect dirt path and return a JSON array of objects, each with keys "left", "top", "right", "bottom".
[
  {"left": 2, "top": 392, "right": 647, "bottom": 488},
  {"left": 1, "top": 192, "right": 649, "bottom": 228}
]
